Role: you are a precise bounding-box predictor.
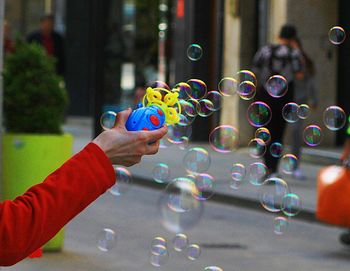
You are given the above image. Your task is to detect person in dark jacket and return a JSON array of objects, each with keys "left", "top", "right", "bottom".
[{"left": 27, "top": 15, "right": 65, "bottom": 76}]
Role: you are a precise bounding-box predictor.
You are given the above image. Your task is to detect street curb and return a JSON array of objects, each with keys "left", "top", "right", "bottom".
[{"left": 132, "top": 176, "right": 334, "bottom": 227}]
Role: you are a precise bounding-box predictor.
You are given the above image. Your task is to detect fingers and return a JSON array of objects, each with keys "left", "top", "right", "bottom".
[
  {"left": 114, "top": 108, "right": 132, "bottom": 129},
  {"left": 142, "top": 126, "right": 168, "bottom": 142},
  {"left": 146, "top": 140, "right": 160, "bottom": 155}
]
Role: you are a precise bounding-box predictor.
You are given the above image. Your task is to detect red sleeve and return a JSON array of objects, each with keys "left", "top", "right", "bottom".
[{"left": 0, "top": 142, "right": 115, "bottom": 266}]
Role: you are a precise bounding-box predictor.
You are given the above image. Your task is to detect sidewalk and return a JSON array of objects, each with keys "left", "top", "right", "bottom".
[{"left": 64, "top": 117, "right": 342, "bottom": 222}]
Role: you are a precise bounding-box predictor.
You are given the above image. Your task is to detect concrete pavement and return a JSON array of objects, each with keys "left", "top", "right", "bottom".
[{"left": 63, "top": 117, "right": 342, "bottom": 219}]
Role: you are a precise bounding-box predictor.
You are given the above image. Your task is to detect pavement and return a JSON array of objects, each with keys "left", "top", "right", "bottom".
[
  {"left": 63, "top": 117, "right": 343, "bottom": 221},
  {"left": 3, "top": 116, "right": 349, "bottom": 271}
]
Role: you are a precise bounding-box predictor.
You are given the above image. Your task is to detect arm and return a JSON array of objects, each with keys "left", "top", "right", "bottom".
[
  {"left": 0, "top": 109, "right": 167, "bottom": 266},
  {"left": 341, "top": 119, "right": 350, "bottom": 162},
  {"left": 0, "top": 143, "right": 114, "bottom": 266}
]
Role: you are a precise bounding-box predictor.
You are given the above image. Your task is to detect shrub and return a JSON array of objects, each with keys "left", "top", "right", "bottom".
[{"left": 3, "top": 40, "right": 68, "bottom": 134}]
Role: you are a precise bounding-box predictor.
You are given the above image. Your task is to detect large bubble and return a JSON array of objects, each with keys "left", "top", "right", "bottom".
[
  {"left": 303, "top": 125, "right": 322, "bottom": 147},
  {"left": 186, "top": 79, "right": 207, "bottom": 100},
  {"left": 323, "top": 106, "right": 346, "bottom": 131},
  {"left": 183, "top": 147, "right": 211, "bottom": 174},
  {"left": 247, "top": 101, "right": 272, "bottom": 127},
  {"left": 266, "top": 75, "right": 288, "bottom": 98},
  {"left": 109, "top": 167, "right": 132, "bottom": 196},
  {"left": 209, "top": 125, "right": 239, "bottom": 153},
  {"left": 259, "top": 178, "right": 289, "bottom": 212}
]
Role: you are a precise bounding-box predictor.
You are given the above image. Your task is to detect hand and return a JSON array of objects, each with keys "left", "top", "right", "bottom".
[
  {"left": 340, "top": 139, "right": 350, "bottom": 163},
  {"left": 93, "top": 108, "right": 168, "bottom": 166}
]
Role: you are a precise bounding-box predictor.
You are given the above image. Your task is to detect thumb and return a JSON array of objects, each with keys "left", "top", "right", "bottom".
[{"left": 114, "top": 108, "right": 132, "bottom": 129}]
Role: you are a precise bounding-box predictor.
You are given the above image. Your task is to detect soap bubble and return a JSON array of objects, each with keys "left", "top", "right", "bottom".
[
  {"left": 167, "top": 123, "right": 192, "bottom": 144},
  {"left": 172, "top": 233, "right": 189, "bottom": 251},
  {"left": 159, "top": 181, "right": 204, "bottom": 232},
  {"left": 282, "top": 102, "right": 299, "bottom": 123},
  {"left": 218, "top": 77, "right": 237, "bottom": 96},
  {"left": 270, "top": 142, "right": 283, "bottom": 158},
  {"left": 281, "top": 154, "right": 298, "bottom": 174},
  {"left": 164, "top": 177, "right": 199, "bottom": 213},
  {"left": 259, "top": 178, "right": 289, "bottom": 212},
  {"left": 150, "top": 245, "right": 169, "bottom": 267},
  {"left": 187, "top": 79, "right": 207, "bottom": 100},
  {"left": 204, "top": 266, "right": 224, "bottom": 271},
  {"left": 230, "top": 163, "right": 246, "bottom": 190},
  {"left": 152, "top": 163, "right": 170, "bottom": 184},
  {"left": 109, "top": 167, "right": 132, "bottom": 196},
  {"left": 100, "top": 111, "right": 117, "bottom": 130},
  {"left": 248, "top": 138, "right": 266, "bottom": 158},
  {"left": 303, "top": 125, "right": 323, "bottom": 147},
  {"left": 266, "top": 75, "right": 288, "bottom": 98},
  {"left": 196, "top": 99, "right": 214, "bottom": 117},
  {"left": 329, "top": 26, "right": 346, "bottom": 45},
  {"left": 97, "top": 228, "right": 116, "bottom": 252},
  {"left": 151, "top": 237, "right": 167, "bottom": 251},
  {"left": 255, "top": 127, "right": 271, "bottom": 144},
  {"left": 248, "top": 162, "right": 268, "bottom": 186},
  {"left": 297, "top": 104, "right": 310, "bottom": 119},
  {"left": 323, "top": 106, "right": 346, "bottom": 131},
  {"left": 187, "top": 44, "right": 203, "bottom": 61},
  {"left": 231, "top": 163, "right": 246, "bottom": 182},
  {"left": 148, "top": 80, "right": 171, "bottom": 90},
  {"left": 192, "top": 173, "right": 216, "bottom": 201},
  {"left": 236, "top": 70, "right": 257, "bottom": 86},
  {"left": 247, "top": 101, "right": 272, "bottom": 127},
  {"left": 178, "top": 136, "right": 190, "bottom": 150},
  {"left": 209, "top": 125, "right": 239, "bottom": 153},
  {"left": 206, "top": 91, "right": 222, "bottom": 111},
  {"left": 237, "top": 81, "right": 256, "bottom": 100},
  {"left": 274, "top": 217, "right": 289, "bottom": 235},
  {"left": 187, "top": 244, "right": 201, "bottom": 260},
  {"left": 182, "top": 99, "right": 199, "bottom": 117},
  {"left": 183, "top": 147, "right": 211, "bottom": 174},
  {"left": 282, "top": 193, "right": 302, "bottom": 217},
  {"left": 173, "top": 82, "right": 191, "bottom": 100}
]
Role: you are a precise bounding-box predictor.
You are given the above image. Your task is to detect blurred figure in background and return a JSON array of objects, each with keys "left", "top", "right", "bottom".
[
  {"left": 134, "top": 74, "right": 147, "bottom": 105},
  {"left": 290, "top": 37, "right": 318, "bottom": 180},
  {"left": 252, "top": 24, "right": 304, "bottom": 178},
  {"left": 339, "top": 116, "right": 350, "bottom": 245},
  {"left": 4, "top": 20, "right": 14, "bottom": 54},
  {"left": 27, "top": 15, "right": 65, "bottom": 76}
]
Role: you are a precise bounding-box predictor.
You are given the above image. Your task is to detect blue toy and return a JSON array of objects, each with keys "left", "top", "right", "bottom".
[{"left": 125, "top": 87, "right": 181, "bottom": 131}]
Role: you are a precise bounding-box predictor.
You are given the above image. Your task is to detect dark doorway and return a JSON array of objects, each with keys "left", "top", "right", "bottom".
[{"left": 337, "top": 0, "right": 350, "bottom": 145}]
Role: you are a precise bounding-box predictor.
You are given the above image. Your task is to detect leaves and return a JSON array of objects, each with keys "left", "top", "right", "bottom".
[{"left": 3, "top": 40, "right": 68, "bottom": 134}]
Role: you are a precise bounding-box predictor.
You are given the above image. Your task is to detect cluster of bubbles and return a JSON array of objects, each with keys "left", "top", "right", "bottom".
[
  {"left": 149, "top": 234, "right": 201, "bottom": 267},
  {"left": 97, "top": 28, "right": 348, "bottom": 262}
]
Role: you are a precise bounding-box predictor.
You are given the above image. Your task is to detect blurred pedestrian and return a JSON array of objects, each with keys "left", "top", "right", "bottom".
[
  {"left": 252, "top": 24, "right": 304, "bottom": 178},
  {"left": 4, "top": 20, "right": 14, "bottom": 54},
  {"left": 339, "top": 116, "right": 350, "bottom": 245},
  {"left": 290, "top": 37, "right": 318, "bottom": 180},
  {"left": 27, "top": 15, "right": 65, "bottom": 76},
  {"left": 0, "top": 109, "right": 167, "bottom": 266},
  {"left": 134, "top": 74, "right": 147, "bottom": 105}
]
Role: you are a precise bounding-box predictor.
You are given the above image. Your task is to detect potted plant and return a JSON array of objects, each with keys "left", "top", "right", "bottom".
[{"left": 2, "top": 40, "right": 72, "bottom": 251}]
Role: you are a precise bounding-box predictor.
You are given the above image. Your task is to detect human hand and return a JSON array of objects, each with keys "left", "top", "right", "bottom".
[
  {"left": 340, "top": 139, "right": 350, "bottom": 163},
  {"left": 93, "top": 108, "right": 168, "bottom": 166}
]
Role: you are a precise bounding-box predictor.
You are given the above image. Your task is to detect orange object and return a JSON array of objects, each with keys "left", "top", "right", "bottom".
[
  {"left": 316, "top": 165, "right": 350, "bottom": 227},
  {"left": 28, "top": 248, "right": 43, "bottom": 259}
]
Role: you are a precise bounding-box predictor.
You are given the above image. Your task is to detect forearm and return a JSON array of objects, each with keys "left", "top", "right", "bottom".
[{"left": 0, "top": 143, "right": 115, "bottom": 266}]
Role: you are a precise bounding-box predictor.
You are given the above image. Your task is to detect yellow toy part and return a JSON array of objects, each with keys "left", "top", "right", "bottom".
[
  {"left": 165, "top": 107, "right": 180, "bottom": 125},
  {"left": 142, "top": 87, "right": 181, "bottom": 125},
  {"left": 163, "top": 91, "right": 179, "bottom": 107},
  {"left": 145, "top": 87, "right": 163, "bottom": 105}
]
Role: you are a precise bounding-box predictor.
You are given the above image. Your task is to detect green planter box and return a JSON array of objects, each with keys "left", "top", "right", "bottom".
[{"left": 1, "top": 133, "right": 73, "bottom": 252}]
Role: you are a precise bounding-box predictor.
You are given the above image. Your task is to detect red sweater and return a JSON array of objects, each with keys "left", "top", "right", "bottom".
[{"left": 0, "top": 143, "right": 115, "bottom": 266}]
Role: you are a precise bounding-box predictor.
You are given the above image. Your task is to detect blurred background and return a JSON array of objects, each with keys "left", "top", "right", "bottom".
[
  {"left": 2, "top": 1, "right": 350, "bottom": 270},
  {"left": 3, "top": 0, "right": 349, "bottom": 145}
]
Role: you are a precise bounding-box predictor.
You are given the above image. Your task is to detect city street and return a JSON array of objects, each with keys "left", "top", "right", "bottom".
[{"left": 3, "top": 184, "right": 350, "bottom": 271}]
